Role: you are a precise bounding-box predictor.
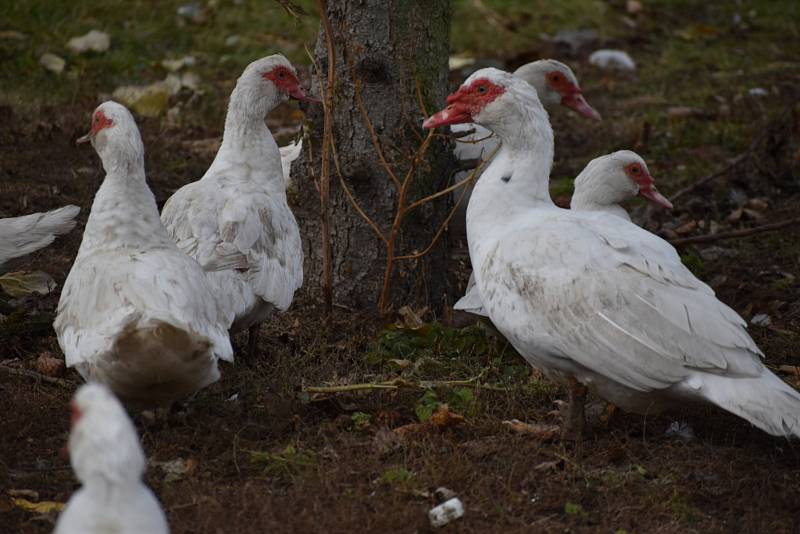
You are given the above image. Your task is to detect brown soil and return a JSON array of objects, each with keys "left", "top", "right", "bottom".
[{"left": 3, "top": 62, "right": 800, "bottom": 534}]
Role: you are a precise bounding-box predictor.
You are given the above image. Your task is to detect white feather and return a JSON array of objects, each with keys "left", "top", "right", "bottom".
[
  {"left": 0, "top": 205, "right": 80, "bottom": 272},
  {"left": 55, "top": 384, "right": 169, "bottom": 534},
  {"left": 457, "top": 68, "right": 800, "bottom": 437},
  {"left": 161, "top": 55, "right": 303, "bottom": 334},
  {"left": 55, "top": 102, "right": 233, "bottom": 406}
]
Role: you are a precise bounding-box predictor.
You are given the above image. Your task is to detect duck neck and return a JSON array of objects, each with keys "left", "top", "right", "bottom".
[
  {"left": 470, "top": 102, "right": 555, "bottom": 210},
  {"left": 210, "top": 84, "right": 282, "bottom": 185},
  {"left": 79, "top": 156, "right": 174, "bottom": 255}
]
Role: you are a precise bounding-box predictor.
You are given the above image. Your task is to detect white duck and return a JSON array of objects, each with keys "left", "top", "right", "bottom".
[
  {"left": 54, "top": 384, "right": 169, "bottom": 534},
  {"left": 0, "top": 205, "right": 80, "bottom": 272},
  {"left": 55, "top": 102, "right": 233, "bottom": 406},
  {"left": 455, "top": 150, "right": 673, "bottom": 315},
  {"left": 424, "top": 68, "right": 800, "bottom": 439},
  {"left": 450, "top": 59, "right": 600, "bottom": 173},
  {"left": 161, "top": 55, "right": 316, "bottom": 357}
]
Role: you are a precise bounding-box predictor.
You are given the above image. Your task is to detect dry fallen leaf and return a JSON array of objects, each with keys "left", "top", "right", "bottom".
[
  {"left": 534, "top": 460, "right": 563, "bottom": 471},
  {"left": 0, "top": 271, "right": 56, "bottom": 297},
  {"left": 502, "top": 419, "right": 560, "bottom": 440},
  {"left": 35, "top": 353, "right": 65, "bottom": 377},
  {"left": 675, "top": 220, "right": 698, "bottom": 235},
  {"left": 429, "top": 404, "right": 465, "bottom": 428},
  {"left": 12, "top": 498, "right": 64, "bottom": 514}
]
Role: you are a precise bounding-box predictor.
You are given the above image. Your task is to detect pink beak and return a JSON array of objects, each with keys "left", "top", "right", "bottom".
[
  {"left": 287, "top": 82, "right": 320, "bottom": 104},
  {"left": 639, "top": 185, "right": 673, "bottom": 209},
  {"left": 562, "top": 92, "right": 602, "bottom": 121},
  {"left": 423, "top": 104, "right": 472, "bottom": 129}
]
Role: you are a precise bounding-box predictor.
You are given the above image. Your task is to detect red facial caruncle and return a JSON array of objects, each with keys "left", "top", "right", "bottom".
[
  {"left": 77, "top": 110, "right": 113, "bottom": 144},
  {"left": 263, "top": 66, "right": 319, "bottom": 103},
  {"left": 70, "top": 400, "right": 83, "bottom": 428},
  {"left": 546, "top": 70, "right": 601, "bottom": 121},
  {"left": 423, "top": 78, "right": 506, "bottom": 129},
  {"left": 625, "top": 161, "right": 673, "bottom": 209}
]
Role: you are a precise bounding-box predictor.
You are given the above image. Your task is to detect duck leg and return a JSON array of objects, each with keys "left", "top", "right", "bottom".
[
  {"left": 247, "top": 324, "right": 261, "bottom": 361},
  {"left": 562, "top": 376, "right": 588, "bottom": 441}
]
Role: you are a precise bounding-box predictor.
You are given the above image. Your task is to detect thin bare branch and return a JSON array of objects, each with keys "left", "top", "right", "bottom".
[
  {"left": 352, "top": 77, "right": 402, "bottom": 190},
  {"left": 404, "top": 144, "right": 498, "bottom": 213},
  {"left": 316, "top": 0, "right": 336, "bottom": 314},
  {"left": 331, "top": 139, "right": 388, "bottom": 244},
  {"left": 671, "top": 125, "right": 768, "bottom": 202},
  {"left": 670, "top": 217, "right": 800, "bottom": 246},
  {"left": 395, "top": 168, "right": 470, "bottom": 262},
  {"left": 0, "top": 362, "right": 70, "bottom": 387}
]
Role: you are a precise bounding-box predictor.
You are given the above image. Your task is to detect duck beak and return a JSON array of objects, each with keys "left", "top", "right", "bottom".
[
  {"left": 287, "top": 82, "right": 320, "bottom": 103},
  {"left": 76, "top": 132, "right": 92, "bottom": 145},
  {"left": 562, "top": 92, "right": 602, "bottom": 121},
  {"left": 639, "top": 185, "right": 673, "bottom": 209},
  {"left": 423, "top": 104, "right": 472, "bottom": 129}
]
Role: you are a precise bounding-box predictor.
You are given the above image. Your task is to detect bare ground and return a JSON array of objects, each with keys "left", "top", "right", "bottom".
[{"left": 3, "top": 2, "right": 800, "bottom": 532}]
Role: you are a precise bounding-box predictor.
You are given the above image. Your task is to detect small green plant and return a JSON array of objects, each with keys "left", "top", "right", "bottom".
[
  {"left": 447, "top": 387, "right": 476, "bottom": 416},
  {"left": 250, "top": 444, "right": 317, "bottom": 479},
  {"left": 379, "top": 467, "right": 416, "bottom": 487},
  {"left": 680, "top": 253, "right": 705, "bottom": 276},
  {"left": 350, "top": 411, "right": 371, "bottom": 431},
  {"left": 564, "top": 502, "right": 587, "bottom": 517},
  {"left": 415, "top": 389, "right": 440, "bottom": 422}
]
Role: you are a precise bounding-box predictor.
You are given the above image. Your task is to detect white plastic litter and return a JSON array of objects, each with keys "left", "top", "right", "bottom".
[
  {"left": 589, "top": 49, "right": 637, "bottom": 72},
  {"left": 429, "top": 497, "right": 464, "bottom": 528}
]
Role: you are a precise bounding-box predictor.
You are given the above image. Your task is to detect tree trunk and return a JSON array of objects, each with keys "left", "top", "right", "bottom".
[{"left": 294, "top": 0, "right": 453, "bottom": 312}]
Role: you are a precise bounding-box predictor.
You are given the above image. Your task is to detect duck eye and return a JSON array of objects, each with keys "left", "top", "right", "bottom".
[
  {"left": 477, "top": 85, "right": 487, "bottom": 94},
  {"left": 632, "top": 166, "right": 640, "bottom": 174},
  {"left": 277, "top": 71, "right": 285, "bottom": 79}
]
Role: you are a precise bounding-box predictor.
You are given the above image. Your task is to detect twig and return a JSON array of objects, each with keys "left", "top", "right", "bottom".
[
  {"left": 331, "top": 139, "right": 388, "bottom": 244},
  {"left": 670, "top": 217, "right": 800, "bottom": 246},
  {"left": 405, "top": 145, "right": 498, "bottom": 213},
  {"left": 0, "top": 362, "right": 70, "bottom": 387},
  {"left": 305, "top": 370, "right": 506, "bottom": 394},
  {"left": 316, "top": 0, "right": 335, "bottom": 315},
  {"left": 395, "top": 168, "right": 471, "bottom": 261},
  {"left": 377, "top": 131, "right": 435, "bottom": 313},
  {"left": 352, "top": 76, "right": 402, "bottom": 190},
  {"left": 671, "top": 127, "right": 767, "bottom": 202}
]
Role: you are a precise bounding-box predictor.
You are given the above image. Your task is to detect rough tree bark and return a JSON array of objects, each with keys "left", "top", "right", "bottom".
[{"left": 294, "top": 0, "right": 453, "bottom": 311}]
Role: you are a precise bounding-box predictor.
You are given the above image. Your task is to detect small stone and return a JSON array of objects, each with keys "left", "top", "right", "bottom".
[
  {"left": 161, "top": 56, "right": 196, "bottom": 72},
  {"left": 225, "top": 35, "right": 240, "bottom": 47},
  {"left": 750, "top": 313, "right": 771, "bottom": 327},
  {"left": 553, "top": 29, "right": 598, "bottom": 54},
  {"left": 112, "top": 82, "right": 171, "bottom": 118},
  {"left": 589, "top": 49, "right": 636, "bottom": 72},
  {"left": 626, "top": 0, "right": 643, "bottom": 13},
  {"left": 665, "top": 421, "right": 695, "bottom": 441},
  {"left": 177, "top": 2, "right": 206, "bottom": 23},
  {"left": 39, "top": 53, "right": 65, "bottom": 74},
  {"left": 66, "top": 30, "right": 110, "bottom": 53},
  {"left": 748, "top": 87, "right": 768, "bottom": 97}
]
